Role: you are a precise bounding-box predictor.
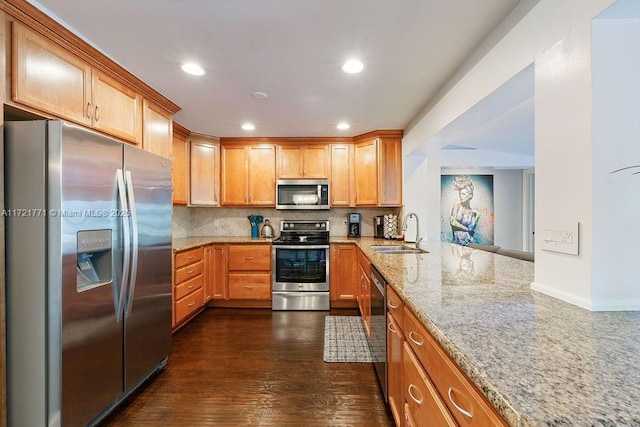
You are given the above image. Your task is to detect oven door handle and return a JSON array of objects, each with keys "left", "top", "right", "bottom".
[{"left": 273, "top": 245, "right": 330, "bottom": 250}]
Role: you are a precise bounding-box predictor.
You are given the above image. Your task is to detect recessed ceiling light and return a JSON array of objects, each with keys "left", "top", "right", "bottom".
[
  {"left": 241, "top": 123, "right": 255, "bottom": 131},
  {"left": 337, "top": 122, "right": 350, "bottom": 130},
  {"left": 342, "top": 60, "right": 364, "bottom": 74},
  {"left": 251, "top": 91, "right": 268, "bottom": 100},
  {"left": 181, "top": 62, "right": 205, "bottom": 76}
]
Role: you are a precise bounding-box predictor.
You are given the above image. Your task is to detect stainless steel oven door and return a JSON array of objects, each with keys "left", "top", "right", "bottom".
[{"left": 272, "top": 245, "right": 329, "bottom": 291}]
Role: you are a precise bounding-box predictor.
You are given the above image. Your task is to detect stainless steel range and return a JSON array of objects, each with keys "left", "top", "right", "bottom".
[{"left": 271, "top": 220, "right": 330, "bottom": 310}]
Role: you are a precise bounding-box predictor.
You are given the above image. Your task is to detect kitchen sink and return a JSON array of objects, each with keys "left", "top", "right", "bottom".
[{"left": 371, "top": 245, "right": 428, "bottom": 254}]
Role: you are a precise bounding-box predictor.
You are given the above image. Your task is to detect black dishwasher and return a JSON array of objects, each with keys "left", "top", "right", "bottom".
[{"left": 369, "top": 266, "right": 387, "bottom": 401}]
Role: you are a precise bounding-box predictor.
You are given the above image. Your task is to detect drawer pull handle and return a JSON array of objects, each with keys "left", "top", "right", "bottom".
[
  {"left": 187, "top": 256, "right": 194, "bottom": 259},
  {"left": 388, "top": 323, "right": 398, "bottom": 334},
  {"left": 187, "top": 270, "right": 195, "bottom": 274},
  {"left": 188, "top": 285, "right": 194, "bottom": 289},
  {"left": 245, "top": 256, "right": 255, "bottom": 260},
  {"left": 448, "top": 387, "right": 472, "bottom": 419},
  {"left": 387, "top": 300, "right": 399, "bottom": 309},
  {"left": 408, "top": 331, "right": 423, "bottom": 347},
  {"left": 245, "top": 285, "right": 255, "bottom": 289},
  {"left": 407, "top": 384, "right": 423, "bottom": 405},
  {"left": 188, "top": 301, "right": 195, "bottom": 307}
]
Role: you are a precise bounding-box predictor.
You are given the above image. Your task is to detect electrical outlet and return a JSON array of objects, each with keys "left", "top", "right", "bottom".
[
  {"left": 213, "top": 219, "right": 219, "bottom": 227},
  {"left": 540, "top": 221, "right": 579, "bottom": 255}
]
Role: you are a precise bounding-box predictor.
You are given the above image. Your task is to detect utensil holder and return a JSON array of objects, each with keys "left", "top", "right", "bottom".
[{"left": 251, "top": 224, "right": 259, "bottom": 238}]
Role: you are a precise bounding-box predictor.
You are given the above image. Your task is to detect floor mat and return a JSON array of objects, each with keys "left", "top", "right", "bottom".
[{"left": 323, "top": 316, "right": 374, "bottom": 362}]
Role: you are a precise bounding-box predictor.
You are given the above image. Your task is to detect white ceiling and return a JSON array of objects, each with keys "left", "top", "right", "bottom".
[{"left": 28, "top": 0, "right": 523, "bottom": 138}]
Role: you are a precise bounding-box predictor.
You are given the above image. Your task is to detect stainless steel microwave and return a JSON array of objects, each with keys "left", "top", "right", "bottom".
[{"left": 276, "top": 179, "right": 330, "bottom": 210}]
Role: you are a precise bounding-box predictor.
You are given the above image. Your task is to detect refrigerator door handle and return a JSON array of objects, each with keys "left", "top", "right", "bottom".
[
  {"left": 124, "top": 170, "right": 139, "bottom": 318},
  {"left": 116, "top": 169, "right": 131, "bottom": 323}
]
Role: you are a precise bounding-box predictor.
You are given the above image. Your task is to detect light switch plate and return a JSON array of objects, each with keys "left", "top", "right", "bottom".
[{"left": 540, "top": 221, "right": 579, "bottom": 255}]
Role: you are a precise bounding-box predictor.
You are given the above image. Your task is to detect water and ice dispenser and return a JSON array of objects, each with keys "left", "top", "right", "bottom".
[{"left": 76, "top": 229, "right": 113, "bottom": 292}]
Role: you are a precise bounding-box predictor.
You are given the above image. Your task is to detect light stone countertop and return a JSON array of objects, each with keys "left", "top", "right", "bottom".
[
  {"left": 172, "top": 235, "right": 640, "bottom": 426},
  {"left": 173, "top": 236, "right": 274, "bottom": 251},
  {"left": 352, "top": 237, "right": 640, "bottom": 427}
]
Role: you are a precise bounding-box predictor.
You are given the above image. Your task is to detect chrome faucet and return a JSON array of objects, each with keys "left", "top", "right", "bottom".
[{"left": 402, "top": 212, "right": 423, "bottom": 248}]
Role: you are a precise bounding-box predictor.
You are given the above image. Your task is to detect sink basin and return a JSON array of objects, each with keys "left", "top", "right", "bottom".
[{"left": 371, "top": 245, "right": 428, "bottom": 254}]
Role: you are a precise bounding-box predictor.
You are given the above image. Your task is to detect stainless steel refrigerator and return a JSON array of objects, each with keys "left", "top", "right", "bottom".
[{"left": 5, "top": 120, "right": 173, "bottom": 426}]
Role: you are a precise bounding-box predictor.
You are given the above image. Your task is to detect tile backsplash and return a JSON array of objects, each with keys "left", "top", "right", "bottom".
[{"left": 173, "top": 206, "right": 402, "bottom": 238}]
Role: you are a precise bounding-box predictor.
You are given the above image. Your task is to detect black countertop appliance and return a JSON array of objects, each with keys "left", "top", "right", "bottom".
[
  {"left": 348, "top": 213, "right": 361, "bottom": 237},
  {"left": 374, "top": 215, "right": 385, "bottom": 238}
]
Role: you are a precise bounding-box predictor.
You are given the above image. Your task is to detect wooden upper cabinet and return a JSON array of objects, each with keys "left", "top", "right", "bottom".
[
  {"left": 353, "top": 130, "right": 403, "bottom": 207},
  {"left": 93, "top": 70, "right": 143, "bottom": 145},
  {"left": 248, "top": 145, "right": 276, "bottom": 205},
  {"left": 379, "top": 136, "right": 403, "bottom": 206},
  {"left": 354, "top": 138, "right": 379, "bottom": 206},
  {"left": 142, "top": 99, "right": 172, "bottom": 158},
  {"left": 10, "top": 20, "right": 179, "bottom": 147},
  {"left": 276, "top": 144, "right": 329, "bottom": 179},
  {"left": 221, "top": 143, "right": 276, "bottom": 206},
  {"left": 220, "top": 145, "right": 248, "bottom": 205},
  {"left": 172, "top": 123, "right": 190, "bottom": 206},
  {"left": 330, "top": 144, "right": 354, "bottom": 206},
  {"left": 12, "top": 21, "right": 92, "bottom": 127},
  {"left": 190, "top": 133, "right": 220, "bottom": 206}
]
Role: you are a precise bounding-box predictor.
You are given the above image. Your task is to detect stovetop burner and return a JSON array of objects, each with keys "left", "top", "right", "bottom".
[{"left": 272, "top": 220, "right": 330, "bottom": 245}]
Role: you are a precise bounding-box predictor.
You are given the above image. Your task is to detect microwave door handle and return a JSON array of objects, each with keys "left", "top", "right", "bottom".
[
  {"left": 116, "top": 169, "right": 131, "bottom": 323},
  {"left": 317, "top": 185, "right": 321, "bottom": 205}
]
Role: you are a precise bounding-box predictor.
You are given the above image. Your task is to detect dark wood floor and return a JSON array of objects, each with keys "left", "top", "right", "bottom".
[{"left": 101, "top": 308, "right": 393, "bottom": 426}]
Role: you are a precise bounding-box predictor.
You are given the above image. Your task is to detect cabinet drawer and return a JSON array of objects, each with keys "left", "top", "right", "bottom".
[
  {"left": 175, "top": 260, "right": 203, "bottom": 284},
  {"left": 175, "top": 275, "right": 204, "bottom": 301},
  {"left": 175, "top": 287, "right": 204, "bottom": 324},
  {"left": 386, "top": 285, "right": 404, "bottom": 329},
  {"left": 404, "top": 307, "right": 507, "bottom": 427},
  {"left": 403, "top": 342, "right": 457, "bottom": 427},
  {"left": 228, "top": 245, "right": 271, "bottom": 271},
  {"left": 175, "top": 246, "right": 204, "bottom": 268},
  {"left": 228, "top": 273, "right": 271, "bottom": 299}
]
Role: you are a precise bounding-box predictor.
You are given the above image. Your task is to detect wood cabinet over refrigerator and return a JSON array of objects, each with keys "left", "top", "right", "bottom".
[{"left": 7, "top": 14, "right": 179, "bottom": 155}]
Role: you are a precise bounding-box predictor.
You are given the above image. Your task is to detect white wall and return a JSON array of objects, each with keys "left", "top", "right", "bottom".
[
  {"left": 591, "top": 16, "right": 640, "bottom": 309},
  {"left": 403, "top": 0, "right": 624, "bottom": 310}
]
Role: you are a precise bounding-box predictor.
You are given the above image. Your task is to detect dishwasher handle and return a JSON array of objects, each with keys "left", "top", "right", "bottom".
[{"left": 370, "top": 266, "right": 386, "bottom": 295}]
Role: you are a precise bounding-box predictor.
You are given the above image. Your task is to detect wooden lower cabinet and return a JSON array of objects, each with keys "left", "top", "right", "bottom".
[
  {"left": 402, "top": 307, "right": 508, "bottom": 427},
  {"left": 210, "top": 244, "right": 228, "bottom": 300},
  {"left": 228, "top": 273, "right": 271, "bottom": 299},
  {"left": 357, "top": 247, "right": 371, "bottom": 336},
  {"left": 173, "top": 246, "right": 206, "bottom": 330},
  {"left": 210, "top": 243, "right": 272, "bottom": 308},
  {"left": 403, "top": 341, "right": 457, "bottom": 427},
  {"left": 227, "top": 244, "right": 271, "bottom": 300},
  {"left": 329, "top": 244, "right": 358, "bottom": 306},
  {"left": 387, "top": 293, "right": 404, "bottom": 427}
]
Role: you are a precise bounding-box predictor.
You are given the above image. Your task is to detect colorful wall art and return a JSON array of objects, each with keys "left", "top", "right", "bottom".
[{"left": 440, "top": 174, "right": 494, "bottom": 245}]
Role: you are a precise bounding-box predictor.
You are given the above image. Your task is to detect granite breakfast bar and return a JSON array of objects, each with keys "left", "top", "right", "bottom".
[
  {"left": 173, "top": 236, "right": 640, "bottom": 426},
  {"left": 354, "top": 237, "right": 640, "bottom": 427}
]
